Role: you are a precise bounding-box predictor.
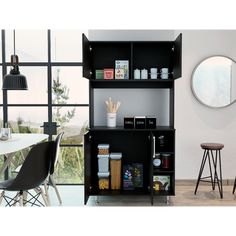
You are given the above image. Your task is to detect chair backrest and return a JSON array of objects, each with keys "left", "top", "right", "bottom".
[
  {"left": 7, "top": 141, "right": 54, "bottom": 191},
  {"left": 50, "top": 132, "right": 64, "bottom": 175}
]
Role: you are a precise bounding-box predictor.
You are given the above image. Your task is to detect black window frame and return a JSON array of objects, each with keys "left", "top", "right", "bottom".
[{"left": 0, "top": 29, "right": 88, "bottom": 184}]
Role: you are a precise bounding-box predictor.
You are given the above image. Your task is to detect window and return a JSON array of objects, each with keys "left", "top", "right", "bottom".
[
  {"left": 5, "top": 30, "right": 48, "bottom": 62},
  {"left": 0, "top": 30, "right": 88, "bottom": 184},
  {"left": 7, "top": 67, "right": 48, "bottom": 104},
  {"left": 51, "top": 30, "right": 84, "bottom": 62}
]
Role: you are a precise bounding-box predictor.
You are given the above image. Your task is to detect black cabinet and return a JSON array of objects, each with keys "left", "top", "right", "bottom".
[{"left": 83, "top": 33, "right": 182, "bottom": 205}]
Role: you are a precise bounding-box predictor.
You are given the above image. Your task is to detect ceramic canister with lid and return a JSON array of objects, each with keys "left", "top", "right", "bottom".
[
  {"left": 141, "top": 69, "right": 148, "bottom": 79},
  {"left": 134, "top": 69, "right": 141, "bottom": 79}
]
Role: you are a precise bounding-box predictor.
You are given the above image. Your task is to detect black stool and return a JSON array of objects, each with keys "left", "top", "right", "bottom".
[
  {"left": 194, "top": 143, "right": 224, "bottom": 199},
  {"left": 233, "top": 177, "right": 236, "bottom": 194}
]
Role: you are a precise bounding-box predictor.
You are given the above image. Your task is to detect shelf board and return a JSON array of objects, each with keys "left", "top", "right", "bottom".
[
  {"left": 153, "top": 169, "right": 175, "bottom": 174},
  {"left": 91, "top": 188, "right": 149, "bottom": 196},
  {"left": 153, "top": 190, "right": 175, "bottom": 196},
  {"left": 90, "top": 79, "right": 174, "bottom": 88},
  {"left": 89, "top": 126, "right": 175, "bottom": 132}
]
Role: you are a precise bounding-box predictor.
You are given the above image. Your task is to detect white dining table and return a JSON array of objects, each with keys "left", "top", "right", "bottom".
[{"left": 0, "top": 133, "right": 49, "bottom": 176}]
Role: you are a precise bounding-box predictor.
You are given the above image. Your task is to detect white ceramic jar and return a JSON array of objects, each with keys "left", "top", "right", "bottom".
[
  {"left": 134, "top": 69, "right": 141, "bottom": 79},
  {"left": 107, "top": 113, "right": 116, "bottom": 127},
  {"left": 141, "top": 69, "right": 148, "bottom": 79}
]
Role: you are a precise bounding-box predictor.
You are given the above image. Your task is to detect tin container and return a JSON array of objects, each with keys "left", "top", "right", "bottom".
[{"left": 162, "top": 154, "right": 171, "bottom": 168}]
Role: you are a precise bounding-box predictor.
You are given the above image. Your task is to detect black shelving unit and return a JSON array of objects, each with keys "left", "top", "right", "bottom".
[{"left": 83, "top": 33, "right": 182, "bottom": 205}]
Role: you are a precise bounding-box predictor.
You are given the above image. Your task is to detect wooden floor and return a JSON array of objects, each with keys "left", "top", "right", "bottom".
[
  {"left": 1, "top": 182, "right": 236, "bottom": 206},
  {"left": 87, "top": 182, "right": 236, "bottom": 206}
]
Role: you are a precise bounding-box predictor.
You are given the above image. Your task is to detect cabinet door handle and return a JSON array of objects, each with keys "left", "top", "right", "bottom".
[{"left": 153, "top": 136, "right": 156, "bottom": 158}]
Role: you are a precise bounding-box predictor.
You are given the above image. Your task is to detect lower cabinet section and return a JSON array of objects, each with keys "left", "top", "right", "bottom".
[{"left": 84, "top": 127, "right": 175, "bottom": 205}]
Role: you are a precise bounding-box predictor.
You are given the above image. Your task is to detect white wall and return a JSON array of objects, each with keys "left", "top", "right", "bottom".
[{"left": 89, "top": 30, "right": 236, "bottom": 180}]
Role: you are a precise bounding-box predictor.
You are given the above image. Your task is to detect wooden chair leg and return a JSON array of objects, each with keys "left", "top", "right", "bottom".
[
  {"left": 0, "top": 191, "right": 5, "bottom": 205},
  {"left": 50, "top": 175, "right": 62, "bottom": 205}
]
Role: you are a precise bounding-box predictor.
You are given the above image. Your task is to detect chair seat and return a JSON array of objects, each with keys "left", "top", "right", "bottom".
[
  {"left": 201, "top": 143, "right": 224, "bottom": 150},
  {"left": 0, "top": 178, "right": 15, "bottom": 190}
]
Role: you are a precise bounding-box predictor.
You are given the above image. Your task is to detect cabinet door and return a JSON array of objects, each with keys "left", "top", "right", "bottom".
[
  {"left": 84, "top": 131, "right": 91, "bottom": 205},
  {"left": 149, "top": 132, "right": 155, "bottom": 205},
  {"left": 82, "top": 34, "right": 91, "bottom": 79},
  {"left": 173, "top": 33, "right": 182, "bottom": 79}
]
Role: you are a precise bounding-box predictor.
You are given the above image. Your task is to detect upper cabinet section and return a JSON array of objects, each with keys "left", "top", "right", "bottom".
[{"left": 82, "top": 33, "right": 182, "bottom": 87}]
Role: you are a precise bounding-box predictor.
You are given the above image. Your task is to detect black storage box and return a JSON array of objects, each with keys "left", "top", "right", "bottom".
[
  {"left": 124, "top": 117, "right": 134, "bottom": 128},
  {"left": 146, "top": 117, "right": 156, "bottom": 129},
  {"left": 135, "top": 116, "right": 146, "bottom": 129}
]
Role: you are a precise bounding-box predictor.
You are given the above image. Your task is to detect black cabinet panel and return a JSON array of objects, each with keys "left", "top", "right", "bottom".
[
  {"left": 133, "top": 42, "right": 174, "bottom": 79},
  {"left": 173, "top": 34, "right": 182, "bottom": 79},
  {"left": 84, "top": 132, "right": 91, "bottom": 205},
  {"left": 82, "top": 34, "right": 92, "bottom": 79},
  {"left": 90, "top": 42, "right": 131, "bottom": 79}
]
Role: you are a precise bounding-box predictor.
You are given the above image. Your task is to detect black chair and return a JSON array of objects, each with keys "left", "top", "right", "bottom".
[
  {"left": 43, "top": 132, "right": 64, "bottom": 205},
  {"left": 0, "top": 141, "right": 54, "bottom": 207}
]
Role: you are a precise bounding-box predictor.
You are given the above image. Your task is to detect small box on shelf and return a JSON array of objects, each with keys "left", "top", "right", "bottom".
[
  {"left": 135, "top": 116, "right": 146, "bottom": 129},
  {"left": 153, "top": 175, "right": 170, "bottom": 192},
  {"left": 95, "top": 70, "right": 104, "bottom": 79},
  {"left": 115, "top": 68, "right": 125, "bottom": 79},
  {"left": 133, "top": 163, "right": 143, "bottom": 188},
  {"left": 115, "top": 60, "right": 129, "bottom": 80},
  {"left": 104, "top": 69, "right": 114, "bottom": 80},
  {"left": 123, "top": 164, "right": 134, "bottom": 190},
  {"left": 124, "top": 117, "right": 134, "bottom": 128},
  {"left": 146, "top": 117, "right": 156, "bottom": 129}
]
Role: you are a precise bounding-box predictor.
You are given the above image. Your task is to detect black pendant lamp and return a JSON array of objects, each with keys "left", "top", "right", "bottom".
[{"left": 2, "top": 30, "right": 28, "bottom": 90}]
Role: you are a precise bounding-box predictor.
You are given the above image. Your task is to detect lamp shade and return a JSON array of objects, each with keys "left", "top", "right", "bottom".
[{"left": 2, "top": 68, "right": 28, "bottom": 90}]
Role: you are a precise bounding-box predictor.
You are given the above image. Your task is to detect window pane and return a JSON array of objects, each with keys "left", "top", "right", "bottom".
[
  {"left": 5, "top": 30, "right": 47, "bottom": 62},
  {"left": 0, "top": 107, "right": 3, "bottom": 180},
  {"left": 53, "top": 106, "right": 89, "bottom": 144},
  {"left": 0, "top": 66, "right": 2, "bottom": 104},
  {"left": 51, "top": 30, "right": 86, "bottom": 62},
  {"left": 7, "top": 67, "right": 48, "bottom": 104},
  {"left": 8, "top": 107, "right": 47, "bottom": 133},
  {"left": 52, "top": 67, "right": 89, "bottom": 104},
  {"left": 0, "top": 34, "right": 2, "bottom": 63},
  {"left": 53, "top": 147, "right": 84, "bottom": 184},
  {"left": 0, "top": 106, "right": 2, "bottom": 126}
]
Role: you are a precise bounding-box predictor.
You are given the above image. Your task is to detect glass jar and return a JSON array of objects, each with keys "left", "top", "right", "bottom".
[{"left": 153, "top": 153, "right": 161, "bottom": 168}]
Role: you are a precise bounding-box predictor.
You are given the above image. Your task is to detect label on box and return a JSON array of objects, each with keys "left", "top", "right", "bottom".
[
  {"left": 153, "top": 175, "right": 170, "bottom": 191},
  {"left": 123, "top": 165, "right": 134, "bottom": 190},
  {"left": 104, "top": 69, "right": 114, "bottom": 80},
  {"left": 115, "top": 69, "right": 125, "bottom": 79},
  {"left": 133, "top": 163, "right": 143, "bottom": 188},
  {"left": 115, "top": 60, "right": 129, "bottom": 79}
]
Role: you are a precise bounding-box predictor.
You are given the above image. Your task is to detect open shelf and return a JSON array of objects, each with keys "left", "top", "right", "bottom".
[
  {"left": 90, "top": 79, "right": 174, "bottom": 88},
  {"left": 153, "top": 190, "right": 175, "bottom": 196},
  {"left": 91, "top": 188, "right": 149, "bottom": 196},
  {"left": 89, "top": 126, "right": 175, "bottom": 132}
]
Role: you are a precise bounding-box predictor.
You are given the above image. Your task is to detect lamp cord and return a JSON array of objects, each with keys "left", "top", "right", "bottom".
[{"left": 13, "top": 29, "right": 15, "bottom": 55}]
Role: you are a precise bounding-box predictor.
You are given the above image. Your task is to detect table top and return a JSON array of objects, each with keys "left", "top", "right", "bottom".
[{"left": 0, "top": 133, "right": 49, "bottom": 155}]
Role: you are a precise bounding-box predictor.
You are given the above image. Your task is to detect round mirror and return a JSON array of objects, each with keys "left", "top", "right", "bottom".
[{"left": 191, "top": 56, "right": 236, "bottom": 108}]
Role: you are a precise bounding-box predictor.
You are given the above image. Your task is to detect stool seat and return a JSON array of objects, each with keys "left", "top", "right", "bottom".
[{"left": 201, "top": 143, "right": 224, "bottom": 150}]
